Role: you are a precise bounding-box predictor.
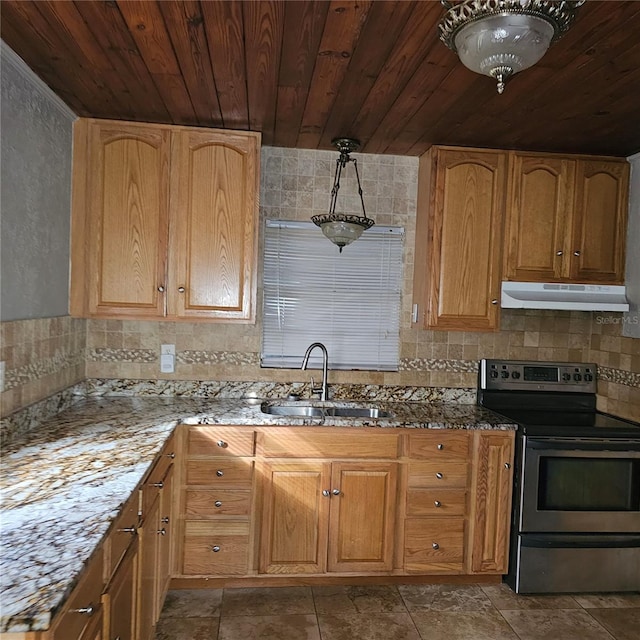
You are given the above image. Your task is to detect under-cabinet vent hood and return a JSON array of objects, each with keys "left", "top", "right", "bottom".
[{"left": 501, "top": 281, "right": 629, "bottom": 312}]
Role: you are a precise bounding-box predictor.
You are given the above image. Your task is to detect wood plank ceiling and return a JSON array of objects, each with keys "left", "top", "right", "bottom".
[{"left": 2, "top": 0, "right": 640, "bottom": 157}]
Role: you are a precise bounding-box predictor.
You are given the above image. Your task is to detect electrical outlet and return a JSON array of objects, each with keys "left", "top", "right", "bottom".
[
  {"left": 160, "top": 353, "right": 175, "bottom": 373},
  {"left": 161, "top": 344, "right": 175, "bottom": 355}
]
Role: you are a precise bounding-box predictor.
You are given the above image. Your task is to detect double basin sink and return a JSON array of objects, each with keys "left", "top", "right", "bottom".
[{"left": 261, "top": 402, "right": 393, "bottom": 420}]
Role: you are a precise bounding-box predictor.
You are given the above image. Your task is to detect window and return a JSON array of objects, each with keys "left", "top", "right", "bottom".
[{"left": 262, "top": 220, "right": 403, "bottom": 371}]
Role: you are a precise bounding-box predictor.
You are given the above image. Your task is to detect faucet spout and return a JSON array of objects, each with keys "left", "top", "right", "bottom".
[{"left": 301, "top": 342, "right": 329, "bottom": 401}]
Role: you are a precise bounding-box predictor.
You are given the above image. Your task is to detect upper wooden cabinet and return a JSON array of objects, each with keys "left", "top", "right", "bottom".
[
  {"left": 413, "top": 146, "right": 508, "bottom": 332},
  {"left": 70, "top": 118, "right": 260, "bottom": 322},
  {"left": 504, "top": 153, "right": 629, "bottom": 284}
]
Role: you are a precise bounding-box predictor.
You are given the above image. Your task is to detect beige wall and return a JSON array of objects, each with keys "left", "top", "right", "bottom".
[{"left": 1, "top": 147, "right": 638, "bottom": 422}]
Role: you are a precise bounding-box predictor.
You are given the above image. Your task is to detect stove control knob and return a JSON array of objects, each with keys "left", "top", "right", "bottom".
[
  {"left": 574, "top": 373, "right": 582, "bottom": 381},
  {"left": 501, "top": 371, "right": 509, "bottom": 379},
  {"left": 490, "top": 370, "right": 498, "bottom": 379},
  {"left": 584, "top": 373, "right": 593, "bottom": 382},
  {"left": 562, "top": 373, "right": 571, "bottom": 381},
  {"left": 511, "top": 371, "right": 521, "bottom": 379}
]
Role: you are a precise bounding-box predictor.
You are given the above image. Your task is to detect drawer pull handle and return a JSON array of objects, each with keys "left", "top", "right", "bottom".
[
  {"left": 435, "top": 472, "right": 443, "bottom": 479},
  {"left": 216, "top": 470, "right": 224, "bottom": 477},
  {"left": 117, "top": 526, "right": 137, "bottom": 535},
  {"left": 322, "top": 490, "right": 330, "bottom": 497},
  {"left": 69, "top": 605, "right": 94, "bottom": 616},
  {"left": 434, "top": 500, "right": 442, "bottom": 507},
  {"left": 212, "top": 545, "right": 221, "bottom": 552},
  {"left": 161, "top": 516, "right": 170, "bottom": 524},
  {"left": 504, "top": 462, "right": 511, "bottom": 469},
  {"left": 215, "top": 501, "right": 223, "bottom": 507},
  {"left": 432, "top": 542, "right": 440, "bottom": 550},
  {"left": 166, "top": 452, "right": 176, "bottom": 459},
  {"left": 217, "top": 440, "right": 228, "bottom": 448},
  {"left": 437, "top": 443, "right": 444, "bottom": 450},
  {"left": 150, "top": 481, "right": 164, "bottom": 489},
  {"left": 157, "top": 528, "right": 166, "bottom": 536}
]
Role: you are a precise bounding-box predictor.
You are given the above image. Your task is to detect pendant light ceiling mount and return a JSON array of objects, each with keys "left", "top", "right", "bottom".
[
  {"left": 439, "top": 0, "right": 585, "bottom": 94},
  {"left": 311, "top": 138, "right": 374, "bottom": 253}
]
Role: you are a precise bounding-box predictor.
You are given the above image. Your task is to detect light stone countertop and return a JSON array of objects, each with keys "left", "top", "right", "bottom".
[{"left": 0, "top": 396, "right": 516, "bottom": 633}]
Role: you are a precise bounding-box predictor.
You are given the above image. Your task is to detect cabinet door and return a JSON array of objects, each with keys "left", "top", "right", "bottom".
[
  {"left": 136, "top": 492, "right": 161, "bottom": 640},
  {"left": 328, "top": 462, "right": 397, "bottom": 573},
  {"left": 103, "top": 544, "right": 137, "bottom": 640},
  {"left": 169, "top": 129, "right": 260, "bottom": 320},
  {"left": 571, "top": 159, "right": 629, "bottom": 283},
  {"left": 156, "top": 464, "right": 174, "bottom": 616},
  {"left": 504, "top": 155, "right": 575, "bottom": 281},
  {"left": 72, "top": 119, "right": 170, "bottom": 318},
  {"left": 259, "top": 461, "right": 330, "bottom": 574},
  {"left": 418, "top": 148, "right": 507, "bottom": 331},
  {"left": 468, "top": 431, "right": 514, "bottom": 574}
]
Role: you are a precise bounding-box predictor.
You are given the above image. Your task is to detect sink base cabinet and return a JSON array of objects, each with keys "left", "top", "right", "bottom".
[{"left": 174, "top": 426, "right": 514, "bottom": 585}]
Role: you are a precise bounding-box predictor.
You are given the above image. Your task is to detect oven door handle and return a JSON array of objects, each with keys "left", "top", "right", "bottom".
[
  {"left": 522, "top": 534, "right": 640, "bottom": 549},
  {"left": 527, "top": 437, "right": 640, "bottom": 453}
]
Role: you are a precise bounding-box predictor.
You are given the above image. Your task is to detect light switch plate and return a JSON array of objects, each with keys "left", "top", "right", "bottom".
[{"left": 161, "top": 344, "right": 175, "bottom": 355}]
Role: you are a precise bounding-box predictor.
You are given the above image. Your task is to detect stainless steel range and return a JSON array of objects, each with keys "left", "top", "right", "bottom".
[{"left": 478, "top": 359, "right": 640, "bottom": 594}]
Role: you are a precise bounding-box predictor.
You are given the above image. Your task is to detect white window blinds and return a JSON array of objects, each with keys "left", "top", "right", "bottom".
[{"left": 262, "top": 220, "right": 403, "bottom": 371}]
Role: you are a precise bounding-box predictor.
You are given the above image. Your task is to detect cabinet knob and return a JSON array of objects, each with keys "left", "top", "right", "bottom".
[
  {"left": 69, "top": 605, "right": 95, "bottom": 616},
  {"left": 178, "top": 286, "right": 186, "bottom": 293},
  {"left": 166, "top": 452, "right": 176, "bottom": 459},
  {"left": 556, "top": 250, "right": 563, "bottom": 256},
  {"left": 161, "top": 516, "right": 170, "bottom": 524},
  {"left": 504, "top": 462, "right": 511, "bottom": 469},
  {"left": 491, "top": 299, "right": 498, "bottom": 305},
  {"left": 432, "top": 542, "right": 439, "bottom": 550},
  {"left": 437, "top": 443, "right": 444, "bottom": 450},
  {"left": 322, "top": 490, "right": 331, "bottom": 497},
  {"left": 212, "top": 545, "right": 221, "bottom": 552},
  {"left": 157, "top": 285, "right": 165, "bottom": 292},
  {"left": 332, "top": 489, "right": 341, "bottom": 496},
  {"left": 573, "top": 250, "right": 581, "bottom": 257},
  {"left": 216, "top": 440, "right": 228, "bottom": 448},
  {"left": 216, "top": 470, "right": 224, "bottom": 477},
  {"left": 117, "top": 526, "right": 137, "bottom": 535},
  {"left": 157, "top": 528, "right": 166, "bottom": 536},
  {"left": 434, "top": 500, "right": 442, "bottom": 507},
  {"left": 435, "top": 472, "right": 444, "bottom": 479},
  {"left": 150, "top": 481, "right": 164, "bottom": 488},
  {"left": 215, "top": 500, "right": 223, "bottom": 507}
]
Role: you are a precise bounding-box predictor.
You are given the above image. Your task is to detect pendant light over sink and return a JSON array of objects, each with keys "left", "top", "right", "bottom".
[
  {"left": 311, "top": 138, "right": 374, "bottom": 253},
  {"left": 438, "top": 0, "right": 585, "bottom": 94}
]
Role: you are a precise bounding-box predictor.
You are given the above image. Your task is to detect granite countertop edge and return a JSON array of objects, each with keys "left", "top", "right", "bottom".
[{"left": 0, "top": 396, "right": 516, "bottom": 633}]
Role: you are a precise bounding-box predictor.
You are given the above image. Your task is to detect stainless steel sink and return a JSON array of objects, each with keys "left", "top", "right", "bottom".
[{"left": 261, "top": 403, "right": 392, "bottom": 419}]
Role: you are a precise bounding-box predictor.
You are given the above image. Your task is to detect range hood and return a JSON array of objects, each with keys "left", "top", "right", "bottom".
[{"left": 501, "top": 281, "right": 630, "bottom": 312}]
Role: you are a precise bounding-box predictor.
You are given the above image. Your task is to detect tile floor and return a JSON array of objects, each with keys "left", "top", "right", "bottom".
[{"left": 154, "top": 583, "right": 640, "bottom": 640}]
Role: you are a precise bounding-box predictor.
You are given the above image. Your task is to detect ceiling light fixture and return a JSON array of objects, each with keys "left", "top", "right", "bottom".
[
  {"left": 439, "top": 0, "right": 585, "bottom": 94},
  {"left": 311, "top": 138, "right": 374, "bottom": 253}
]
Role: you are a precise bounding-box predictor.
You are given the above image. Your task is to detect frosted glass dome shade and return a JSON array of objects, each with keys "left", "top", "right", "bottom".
[{"left": 455, "top": 13, "right": 555, "bottom": 81}]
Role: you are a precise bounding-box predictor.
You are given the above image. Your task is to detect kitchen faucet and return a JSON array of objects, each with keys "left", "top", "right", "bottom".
[{"left": 301, "top": 342, "right": 329, "bottom": 401}]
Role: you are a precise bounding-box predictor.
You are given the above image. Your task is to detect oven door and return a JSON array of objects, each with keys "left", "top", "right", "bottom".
[{"left": 521, "top": 437, "right": 640, "bottom": 533}]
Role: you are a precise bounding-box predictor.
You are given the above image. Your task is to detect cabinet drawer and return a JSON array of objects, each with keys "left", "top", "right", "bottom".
[
  {"left": 408, "top": 462, "right": 468, "bottom": 488},
  {"left": 50, "top": 548, "right": 104, "bottom": 640},
  {"left": 141, "top": 461, "right": 173, "bottom": 520},
  {"left": 188, "top": 426, "right": 255, "bottom": 457},
  {"left": 105, "top": 493, "right": 139, "bottom": 579},
  {"left": 182, "top": 535, "right": 249, "bottom": 575},
  {"left": 182, "top": 520, "right": 250, "bottom": 575},
  {"left": 406, "top": 488, "right": 467, "bottom": 517},
  {"left": 185, "top": 489, "right": 252, "bottom": 517},
  {"left": 186, "top": 459, "right": 253, "bottom": 487},
  {"left": 408, "top": 431, "right": 470, "bottom": 460},
  {"left": 259, "top": 429, "right": 399, "bottom": 459},
  {"left": 404, "top": 518, "right": 465, "bottom": 572}
]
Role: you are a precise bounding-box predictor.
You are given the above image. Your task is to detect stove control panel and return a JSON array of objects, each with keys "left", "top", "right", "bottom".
[{"left": 480, "top": 359, "right": 597, "bottom": 393}]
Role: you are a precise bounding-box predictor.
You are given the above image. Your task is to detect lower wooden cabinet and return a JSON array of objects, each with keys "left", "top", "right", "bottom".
[
  {"left": 102, "top": 544, "right": 137, "bottom": 640},
  {"left": 259, "top": 460, "right": 398, "bottom": 575}
]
